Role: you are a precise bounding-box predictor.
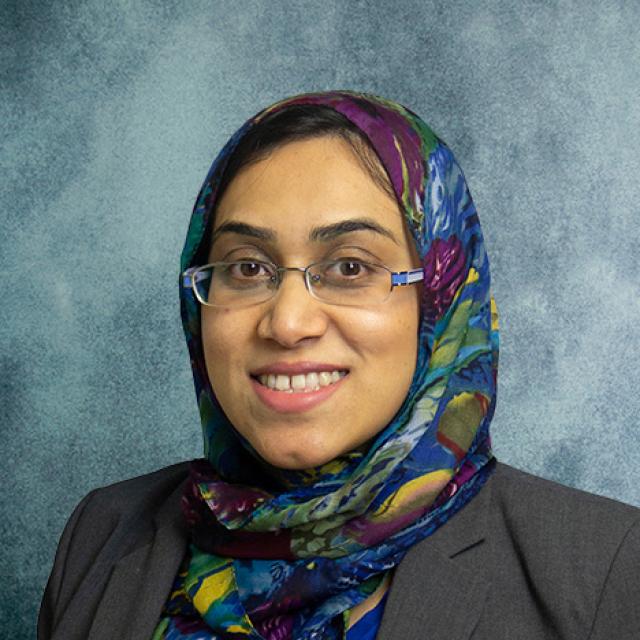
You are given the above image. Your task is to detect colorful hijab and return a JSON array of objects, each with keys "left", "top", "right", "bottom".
[{"left": 153, "top": 90, "right": 499, "bottom": 640}]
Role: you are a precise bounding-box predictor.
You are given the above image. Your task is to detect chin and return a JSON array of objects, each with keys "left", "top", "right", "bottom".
[{"left": 258, "top": 443, "right": 341, "bottom": 470}]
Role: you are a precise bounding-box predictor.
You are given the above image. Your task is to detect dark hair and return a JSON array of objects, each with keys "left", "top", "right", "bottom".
[{"left": 195, "top": 105, "right": 396, "bottom": 264}]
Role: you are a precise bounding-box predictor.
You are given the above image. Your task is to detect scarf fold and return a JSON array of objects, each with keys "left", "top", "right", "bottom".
[{"left": 154, "top": 90, "right": 500, "bottom": 640}]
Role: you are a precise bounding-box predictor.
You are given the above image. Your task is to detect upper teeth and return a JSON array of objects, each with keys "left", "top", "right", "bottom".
[{"left": 257, "top": 370, "right": 347, "bottom": 392}]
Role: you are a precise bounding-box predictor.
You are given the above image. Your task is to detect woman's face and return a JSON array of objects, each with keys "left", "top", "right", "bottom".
[{"left": 201, "top": 136, "right": 421, "bottom": 469}]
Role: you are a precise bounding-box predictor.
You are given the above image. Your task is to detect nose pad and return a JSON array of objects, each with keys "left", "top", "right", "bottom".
[{"left": 256, "top": 270, "right": 328, "bottom": 347}]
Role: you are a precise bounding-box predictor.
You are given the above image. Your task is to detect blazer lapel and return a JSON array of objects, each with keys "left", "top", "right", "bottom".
[
  {"left": 88, "top": 481, "right": 189, "bottom": 640},
  {"left": 378, "top": 474, "right": 494, "bottom": 640}
]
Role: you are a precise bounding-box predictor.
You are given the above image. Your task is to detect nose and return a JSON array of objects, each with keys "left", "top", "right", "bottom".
[{"left": 256, "top": 270, "right": 329, "bottom": 348}]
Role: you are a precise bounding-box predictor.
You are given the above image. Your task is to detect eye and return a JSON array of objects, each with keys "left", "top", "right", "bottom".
[
  {"left": 319, "top": 258, "right": 381, "bottom": 286},
  {"left": 238, "top": 262, "right": 263, "bottom": 277},
  {"left": 225, "top": 261, "right": 275, "bottom": 280},
  {"left": 337, "top": 260, "right": 365, "bottom": 277}
]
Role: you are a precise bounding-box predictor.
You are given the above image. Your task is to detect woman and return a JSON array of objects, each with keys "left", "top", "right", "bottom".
[{"left": 39, "top": 91, "right": 640, "bottom": 639}]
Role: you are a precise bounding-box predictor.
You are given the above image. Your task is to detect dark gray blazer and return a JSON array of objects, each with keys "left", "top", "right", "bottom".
[{"left": 38, "top": 462, "right": 640, "bottom": 639}]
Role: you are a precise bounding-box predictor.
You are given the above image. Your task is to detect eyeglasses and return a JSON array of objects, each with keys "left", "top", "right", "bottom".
[{"left": 182, "top": 259, "right": 424, "bottom": 308}]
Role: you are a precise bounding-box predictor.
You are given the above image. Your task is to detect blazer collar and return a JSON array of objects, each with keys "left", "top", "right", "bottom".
[
  {"left": 88, "top": 478, "right": 189, "bottom": 640},
  {"left": 378, "top": 471, "right": 494, "bottom": 640}
]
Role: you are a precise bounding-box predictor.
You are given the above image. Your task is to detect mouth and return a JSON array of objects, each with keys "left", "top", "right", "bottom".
[
  {"left": 249, "top": 363, "right": 350, "bottom": 413},
  {"left": 251, "top": 370, "right": 349, "bottom": 393}
]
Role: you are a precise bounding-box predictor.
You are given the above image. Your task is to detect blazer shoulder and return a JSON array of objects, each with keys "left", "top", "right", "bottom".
[
  {"left": 492, "top": 461, "right": 640, "bottom": 530},
  {"left": 39, "top": 462, "right": 191, "bottom": 639},
  {"left": 489, "top": 462, "right": 640, "bottom": 597},
  {"left": 479, "top": 463, "right": 640, "bottom": 637},
  {"left": 84, "top": 460, "right": 191, "bottom": 521}
]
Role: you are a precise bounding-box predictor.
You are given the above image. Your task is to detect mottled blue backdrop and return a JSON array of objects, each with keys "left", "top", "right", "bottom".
[{"left": 2, "top": 1, "right": 639, "bottom": 636}]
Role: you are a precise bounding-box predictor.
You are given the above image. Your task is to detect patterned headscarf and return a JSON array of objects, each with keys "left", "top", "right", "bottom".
[{"left": 153, "top": 90, "right": 499, "bottom": 640}]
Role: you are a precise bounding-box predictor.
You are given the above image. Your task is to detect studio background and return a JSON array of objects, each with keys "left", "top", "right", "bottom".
[{"left": 2, "top": 1, "right": 639, "bottom": 636}]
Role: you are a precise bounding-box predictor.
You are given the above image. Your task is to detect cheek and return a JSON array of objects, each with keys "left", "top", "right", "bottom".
[
  {"left": 347, "top": 298, "right": 420, "bottom": 371},
  {"left": 201, "top": 309, "right": 252, "bottom": 380}
]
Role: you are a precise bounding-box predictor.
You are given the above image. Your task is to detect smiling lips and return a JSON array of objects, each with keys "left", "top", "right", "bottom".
[
  {"left": 250, "top": 362, "right": 349, "bottom": 413},
  {"left": 257, "top": 370, "right": 346, "bottom": 393}
]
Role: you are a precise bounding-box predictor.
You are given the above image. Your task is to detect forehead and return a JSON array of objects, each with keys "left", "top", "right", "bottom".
[{"left": 212, "top": 136, "right": 408, "bottom": 239}]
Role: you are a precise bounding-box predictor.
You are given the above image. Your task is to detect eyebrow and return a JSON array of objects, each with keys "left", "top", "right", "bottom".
[
  {"left": 211, "top": 217, "right": 399, "bottom": 246},
  {"left": 310, "top": 218, "right": 398, "bottom": 244},
  {"left": 211, "top": 221, "right": 275, "bottom": 245}
]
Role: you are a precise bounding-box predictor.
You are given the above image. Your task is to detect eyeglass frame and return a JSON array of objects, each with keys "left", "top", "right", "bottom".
[{"left": 182, "top": 259, "right": 425, "bottom": 308}]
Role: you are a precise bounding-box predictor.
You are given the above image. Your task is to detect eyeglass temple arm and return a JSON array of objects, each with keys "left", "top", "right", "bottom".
[
  {"left": 391, "top": 268, "right": 424, "bottom": 287},
  {"left": 182, "top": 268, "right": 209, "bottom": 288}
]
